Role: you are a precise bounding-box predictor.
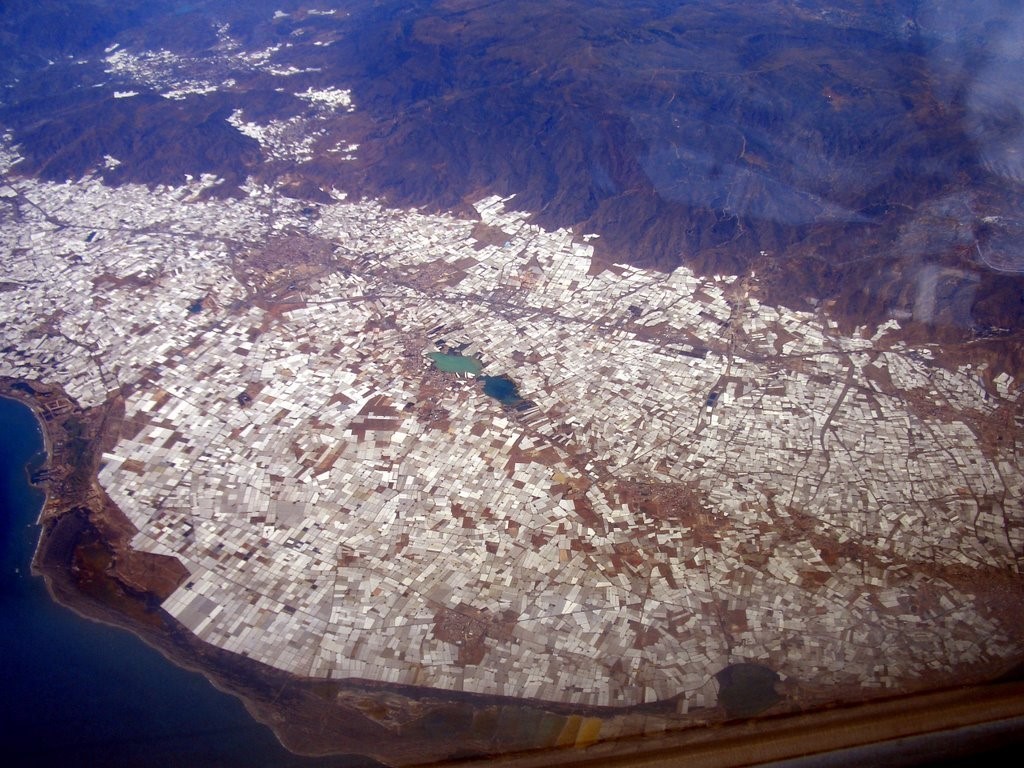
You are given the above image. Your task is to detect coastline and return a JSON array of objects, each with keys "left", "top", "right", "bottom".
[
  {"left": 0, "top": 376, "right": 718, "bottom": 764},
  {"left": 0, "top": 387, "right": 52, "bottom": 526},
  {"left": 4, "top": 374, "right": 1024, "bottom": 766},
  {"left": 1, "top": 388, "right": 362, "bottom": 767}
]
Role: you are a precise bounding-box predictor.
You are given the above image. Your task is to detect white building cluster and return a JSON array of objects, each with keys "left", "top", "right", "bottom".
[{"left": 1, "top": 173, "right": 1021, "bottom": 713}]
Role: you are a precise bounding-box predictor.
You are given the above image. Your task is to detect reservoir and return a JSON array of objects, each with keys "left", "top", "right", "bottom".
[
  {"left": 428, "top": 353, "right": 528, "bottom": 408},
  {"left": 479, "top": 375, "right": 523, "bottom": 407},
  {"left": 0, "top": 395, "right": 373, "bottom": 768},
  {"left": 427, "top": 351, "right": 482, "bottom": 375}
]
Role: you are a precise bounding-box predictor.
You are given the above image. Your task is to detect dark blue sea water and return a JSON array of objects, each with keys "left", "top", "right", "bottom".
[{"left": 0, "top": 396, "right": 369, "bottom": 768}]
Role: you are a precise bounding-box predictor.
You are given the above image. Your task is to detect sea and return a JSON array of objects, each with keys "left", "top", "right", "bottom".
[{"left": 0, "top": 396, "right": 373, "bottom": 768}]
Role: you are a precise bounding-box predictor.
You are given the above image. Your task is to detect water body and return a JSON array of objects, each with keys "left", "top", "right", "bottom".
[
  {"left": 428, "top": 351, "right": 482, "bottom": 375},
  {"left": 479, "top": 375, "right": 523, "bottom": 407},
  {"left": 429, "top": 354, "right": 527, "bottom": 408},
  {"left": 0, "top": 396, "right": 371, "bottom": 768}
]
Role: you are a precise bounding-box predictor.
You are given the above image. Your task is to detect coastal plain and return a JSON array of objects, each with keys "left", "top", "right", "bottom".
[
  {"left": 1, "top": 4, "right": 1023, "bottom": 762},
  {"left": 1, "top": 151, "right": 1022, "bottom": 758}
]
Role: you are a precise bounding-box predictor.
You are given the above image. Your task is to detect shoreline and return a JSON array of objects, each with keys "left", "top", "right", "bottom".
[
  {"left": 0, "top": 389, "right": 53, "bottom": 525},
  {"left": 0, "top": 378, "right": 720, "bottom": 764},
  {"left": 3, "top": 376, "right": 1023, "bottom": 765}
]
